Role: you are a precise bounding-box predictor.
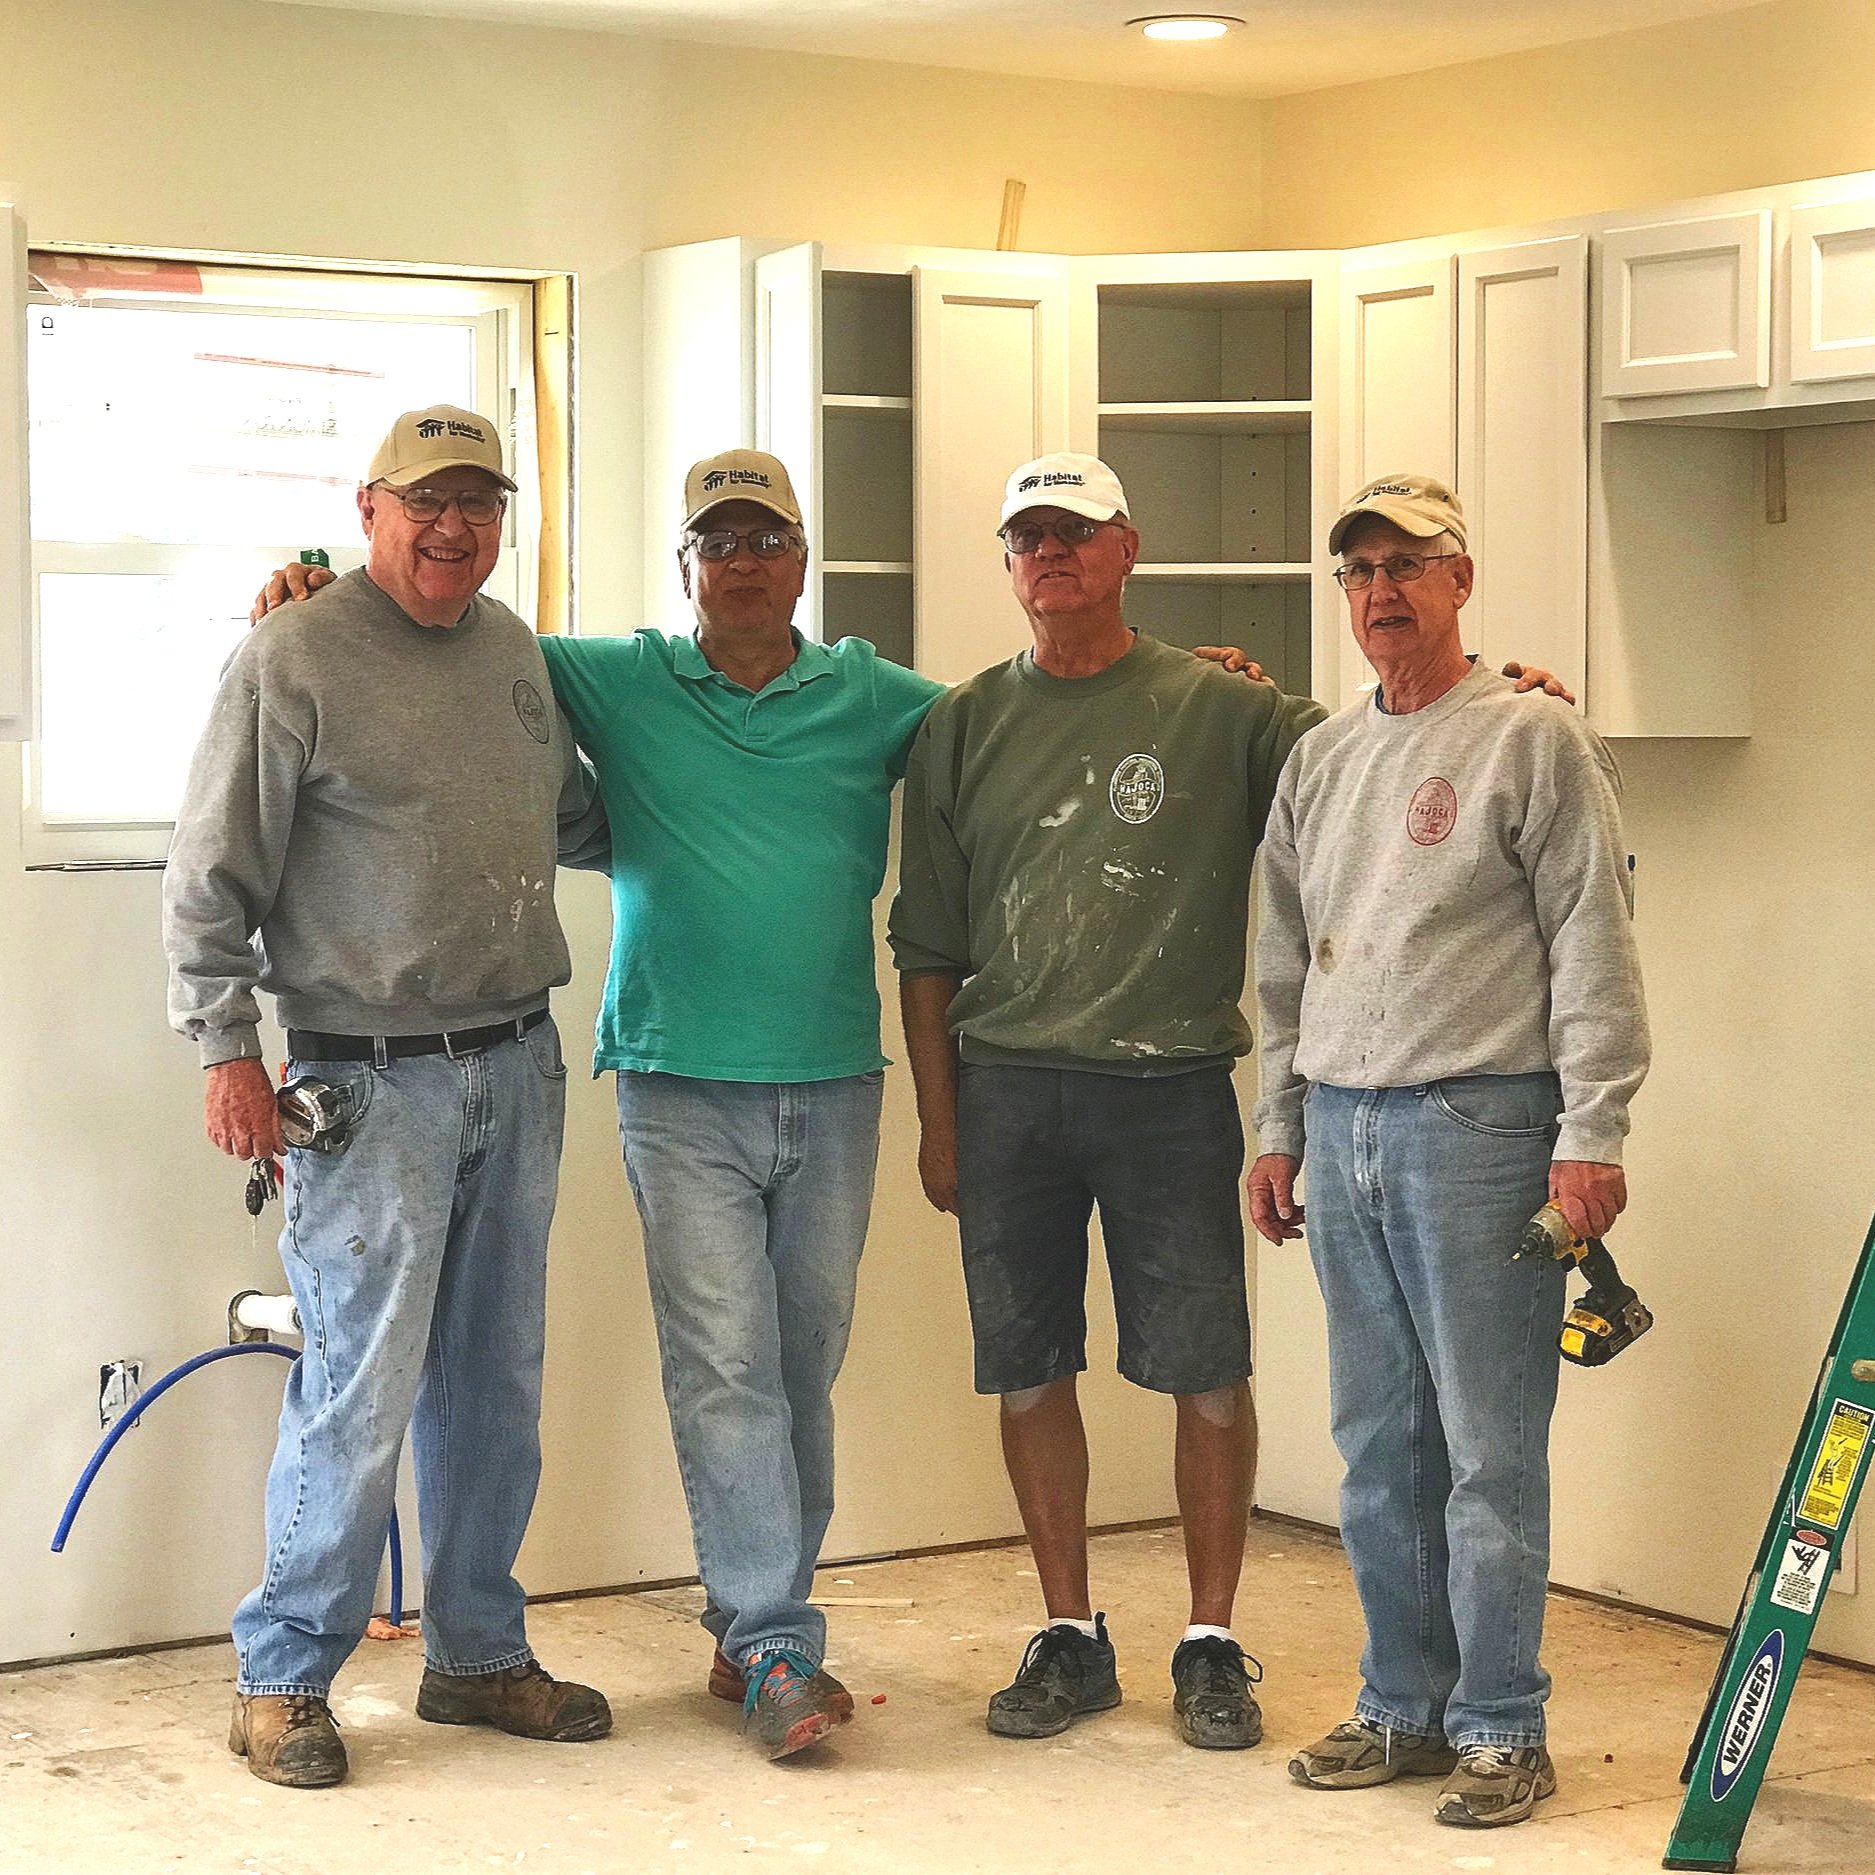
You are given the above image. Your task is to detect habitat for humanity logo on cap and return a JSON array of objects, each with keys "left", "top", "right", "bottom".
[
  {"left": 1000, "top": 452, "right": 1130, "bottom": 527},
  {"left": 366, "top": 404, "right": 517, "bottom": 491},
  {"left": 1328, "top": 471, "right": 1468, "bottom": 555},
  {"left": 682, "top": 449, "right": 804, "bottom": 530}
]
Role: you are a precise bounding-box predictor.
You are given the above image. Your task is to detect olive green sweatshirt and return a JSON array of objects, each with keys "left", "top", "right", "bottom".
[{"left": 889, "top": 633, "right": 1326, "bottom": 1073}]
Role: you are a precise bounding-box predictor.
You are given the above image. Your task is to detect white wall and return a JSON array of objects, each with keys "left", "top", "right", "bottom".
[{"left": 0, "top": 0, "right": 1265, "bottom": 1666}]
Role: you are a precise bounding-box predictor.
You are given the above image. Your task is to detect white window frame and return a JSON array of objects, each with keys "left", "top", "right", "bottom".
[{"left": 22, "top": 254, "right": 540, "bottom": 869}]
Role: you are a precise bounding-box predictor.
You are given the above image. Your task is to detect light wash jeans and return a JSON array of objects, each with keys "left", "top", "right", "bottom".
[
  {"left": 233, "top": 1017, "right": 567, "bottom": 1696},
  {"left": 1302, "top": 1073, "right": 1567, "bottom": 1750},
  {"left": 615, "top": 1069, "right": 885, "bottom": 1668}
]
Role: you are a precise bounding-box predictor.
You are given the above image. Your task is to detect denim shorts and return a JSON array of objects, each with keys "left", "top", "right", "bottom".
[{"left": 955, "top": 1061, "right": 1250, "bottom": 1396}]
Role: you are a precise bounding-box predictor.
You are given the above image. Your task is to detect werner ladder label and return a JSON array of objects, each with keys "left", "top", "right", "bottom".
[{"left": 1664, "top": 1218, "right": 1875, "bottom": 1872}]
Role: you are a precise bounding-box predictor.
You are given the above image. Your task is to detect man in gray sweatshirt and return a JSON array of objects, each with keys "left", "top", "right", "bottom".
[
  {"left": 162, "top": 406, "right": 611, "bottom": 1788},
  {"left": 1249, "top": 474, "right": 1649, "bottom": 1829}
]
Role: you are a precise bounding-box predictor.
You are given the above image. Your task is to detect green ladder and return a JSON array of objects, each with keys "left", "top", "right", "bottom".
[{"left": 1664, "top": 1215, "right": 1875, "bottom": 1871}]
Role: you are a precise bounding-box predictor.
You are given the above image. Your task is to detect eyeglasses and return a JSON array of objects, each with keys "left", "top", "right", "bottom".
[
  {"left": 375, "top": 483, "right": 508, "bottom": 526},
  {"left": 997, "top": 515, "right": 1122, "bottom": 555},
  {"left": 688, "top": 527, "right": 805, "bottom": 562},
  {"left": 1333, "top": 552, "right": 1461, "bottom": 591}
]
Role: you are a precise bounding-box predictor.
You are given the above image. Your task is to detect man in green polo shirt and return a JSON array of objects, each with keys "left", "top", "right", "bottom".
[{"left": 540, "top": 450, "right": 942, "bottom": 1758}]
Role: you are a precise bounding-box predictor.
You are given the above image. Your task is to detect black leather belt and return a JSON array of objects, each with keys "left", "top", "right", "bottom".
[{"left": 287, "top": 1007, "right": 548, "bottom": 1064}]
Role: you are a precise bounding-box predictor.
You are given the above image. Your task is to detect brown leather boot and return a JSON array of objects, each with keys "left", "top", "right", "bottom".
[
  {"left": 415, "top": 1660, "right": 611, "bottom": 1741},
  {"left": 228, "top": 1691, "right": 348, "bottom": 1788}
]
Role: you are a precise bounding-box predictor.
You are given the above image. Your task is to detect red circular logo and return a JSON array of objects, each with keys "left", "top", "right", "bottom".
[{"left": 1406, "top": 777, "right": 1458, "bottom": 846}]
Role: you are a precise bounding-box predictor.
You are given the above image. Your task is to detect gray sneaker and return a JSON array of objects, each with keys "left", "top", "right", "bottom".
[
  {"left": 986, "top": 1617, "right": 1121, "bottom": 1739},
  {"left": 1289, "top": 1716, "right": 1458, "bottom": 1789},
  {"left": 1433, "top": 1744, "right": 1558, "bottom": 1827}
]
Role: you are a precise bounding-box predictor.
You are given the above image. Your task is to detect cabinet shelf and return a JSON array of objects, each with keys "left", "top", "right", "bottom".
[
  {"left": 823, "top": 394, "right": 912, "bottom": 417},
  {"left": 1130, "top": 562, "right": 1313, "bottom": 579},
  {"left": 1099, "top": 400, "right": 1311, "bottom": 433}
]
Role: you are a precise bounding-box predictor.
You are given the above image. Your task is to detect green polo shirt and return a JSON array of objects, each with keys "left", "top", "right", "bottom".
[{"left": 539, "top": 629, "right": 943, "bottom": 1081}]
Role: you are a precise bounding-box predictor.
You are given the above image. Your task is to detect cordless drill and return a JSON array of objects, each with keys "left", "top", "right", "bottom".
[{"left": 1516, "top": 1201, "right": 1654, "bottom": 1366}]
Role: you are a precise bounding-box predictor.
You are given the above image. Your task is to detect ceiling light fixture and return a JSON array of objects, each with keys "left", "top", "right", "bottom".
[{"left": 1128, "top": 14, "right": 1245, "bottom": 40}]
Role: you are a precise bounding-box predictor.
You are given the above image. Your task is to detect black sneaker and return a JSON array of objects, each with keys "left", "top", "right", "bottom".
[
  {"left": 1170, "top": 1635, "right": 1264, "bottom": 1749},
  {"left": 986, "top": 1617, "right": 1121, "bottom": 1739}
]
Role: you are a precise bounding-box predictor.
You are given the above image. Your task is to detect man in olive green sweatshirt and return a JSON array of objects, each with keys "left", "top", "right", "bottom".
[{"left": 889, "top": 452, "right": 1324, "bottom": 1754}]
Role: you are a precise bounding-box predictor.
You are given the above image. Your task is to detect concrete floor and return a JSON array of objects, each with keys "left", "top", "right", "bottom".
[{"left": 2, "top": 1521, "right": 1872, "bottom": 1875}]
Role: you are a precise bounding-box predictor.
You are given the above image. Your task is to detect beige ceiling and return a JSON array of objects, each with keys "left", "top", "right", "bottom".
[{"left": 266, "top": 0, "right": 1767, "bottom": 96}]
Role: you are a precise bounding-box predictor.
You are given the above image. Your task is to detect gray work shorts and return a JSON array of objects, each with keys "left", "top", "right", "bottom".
[{"left": 955, "top": 1060, "right": 1251, "bottom": 1397}]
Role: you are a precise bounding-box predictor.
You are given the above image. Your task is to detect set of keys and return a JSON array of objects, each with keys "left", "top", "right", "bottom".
[{"left": 244, "top": 1158, "right": 280, "bottom": 1217}]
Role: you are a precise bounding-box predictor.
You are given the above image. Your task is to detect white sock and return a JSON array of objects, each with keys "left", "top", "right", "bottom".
[
  {"left": 1182, "top": 1623, "right": 1235, "bottom": 1645},
  {"left": 1047, "top": 1616, "right": 1100, "bottom": 1639}
]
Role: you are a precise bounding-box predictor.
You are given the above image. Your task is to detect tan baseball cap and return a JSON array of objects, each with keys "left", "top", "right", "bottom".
[
  {"left": 682, "top": 449, "right": 803, "bottom": 531},
  {"left": 1328, "top": 472, "right": 1468, "bottom": 555},
  {"left": 365, "top": 404, "right": 516, "bottom": 491},
  {"left": 1000, "top": 452, "right": 1130, "bottom": 526}
]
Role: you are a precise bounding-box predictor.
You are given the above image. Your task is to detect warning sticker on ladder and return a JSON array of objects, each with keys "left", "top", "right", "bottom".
[
  {"left": 1769, "top": 1536, "right": 1830, "bottom": 1615},
  {"left": 1798, "top": 1400, "right": 1874, "bottom": 1530}
]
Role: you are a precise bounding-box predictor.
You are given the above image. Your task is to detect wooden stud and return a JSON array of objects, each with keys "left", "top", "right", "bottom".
[{"left": 996, "top": 178, "right": 1027, "bottom": 252}]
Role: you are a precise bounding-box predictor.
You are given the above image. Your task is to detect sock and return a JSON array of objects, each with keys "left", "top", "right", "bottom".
[
  {"left": 1182, "top": 1623, "right": 1234, "bottom": 1645},
  {"left": 1046, "top": 1616, "right": 1100, "bottom": 1639}
]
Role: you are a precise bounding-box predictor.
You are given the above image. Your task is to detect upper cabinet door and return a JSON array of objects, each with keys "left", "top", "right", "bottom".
[
  {"left": 912, "top": 267, "right": 1069, "bottom": 685},
  {"left": 753, "top": 243, "right": 824, "bottom": 641},
  {"left": 1, "top": 207, "right": 27, "bottom": 740},
  {"left": 1787, "top": 198, "right": 1875, "bottom": 385},
  {"left": 1598, "top": 211, "right": 1771, "bottom": 399},
  {"left": 1458, "top": 236, "right": 1588, "bottom": 701},
  {"left": 1339, "top": 257, "right": 1457, "bottom": 494}
]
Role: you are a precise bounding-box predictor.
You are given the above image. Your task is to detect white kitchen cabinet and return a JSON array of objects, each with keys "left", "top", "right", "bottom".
[
  {"left": 1333, "top": 239, "right": 1588, "bottom": 710},
  {"left": 1598, "top": 211, "right": 1772, "bottom": 400},
  {"left": 1458, "top": 237, "right": 1589, "bottom": 702},
  {"left": 1071, "top": 251, "right": 1340, "bottom": 705},
  {"left": 913, "top": 266, "right": 1069, "bottom": 685},
  {"left": 1, "top": 207, "right": 29, "bottom": 741},
  {"left": 1788, "top": 198, "right": 1875, "bottom": 385},
  {"left": 752, "top": 245, "right": 920, "bottom": 667},
  {"left": 1339, "top": 256, "right": 1456, "bottom": 492}
]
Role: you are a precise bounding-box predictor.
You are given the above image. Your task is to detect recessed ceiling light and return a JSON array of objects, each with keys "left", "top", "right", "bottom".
[{"left": 1128, "top": 14, "right": 1244, "bottom": 40}]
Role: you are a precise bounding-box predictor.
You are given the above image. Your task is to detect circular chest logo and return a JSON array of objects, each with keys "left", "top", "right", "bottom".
[
  {"left": 1406, "top": 777, "right": 1458, "bottom": 846},
  {"left": 513, "top": 678, "right": 550, "bottom": 744},
  {"left": 1110, "top": 754, "right": 1164, "bottom": 825}
]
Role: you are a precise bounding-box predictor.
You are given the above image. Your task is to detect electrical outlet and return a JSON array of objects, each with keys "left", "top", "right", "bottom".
[{"left": 98, "top": 1359, "right": 141, "bottom": 1432}]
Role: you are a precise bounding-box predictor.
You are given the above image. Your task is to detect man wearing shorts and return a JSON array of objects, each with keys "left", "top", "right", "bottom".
[{"left": 890, "top": 453, "right": 1326, "bottom": 1750}]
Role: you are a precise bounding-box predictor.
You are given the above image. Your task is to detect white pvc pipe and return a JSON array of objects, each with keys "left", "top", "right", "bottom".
[{"left": 233, "top": 1292, "right": 302, "bottom": 1338}]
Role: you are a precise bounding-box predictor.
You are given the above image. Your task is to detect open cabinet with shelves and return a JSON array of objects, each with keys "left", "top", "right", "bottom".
[
  {"left": 821, "top": 271, "right": 915, "bottom": 664},
  {"left": 1077, "top": 264, "right": 1335, "bottom": 704}
]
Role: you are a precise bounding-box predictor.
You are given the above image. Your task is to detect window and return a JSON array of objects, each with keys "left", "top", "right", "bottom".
[{"left": 22, "top": 255, "right": 539, "bottom": 866}]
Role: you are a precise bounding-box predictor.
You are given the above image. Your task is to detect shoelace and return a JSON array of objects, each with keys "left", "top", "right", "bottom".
[
  {"left": 1181, "top": 1638, "right": 1263, "bottom": 1697},
  {"left": 743, "top": 1648, "right": 821, "bottom": 1716},
  {"left": 1458, "top": 1744, "right": 1516, "bottom": 1771},
  {"left": 280, "top": 1694, "right": 338, "bottom": 1730},
  {"left": 1013, "top": 1625, "right": 1094, "bottom": 1687}
]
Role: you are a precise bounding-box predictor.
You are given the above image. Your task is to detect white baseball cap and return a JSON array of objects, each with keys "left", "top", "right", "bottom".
[{"left": 1000, "top": 452, "right": 1130, "bottom": 527}]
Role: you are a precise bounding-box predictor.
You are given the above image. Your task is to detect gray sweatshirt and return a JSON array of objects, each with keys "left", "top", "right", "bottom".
[
  {"left": 163, "top": 570, "right": 607, "bottom": 1067},
  {"left": 1252, "top": 662, "right": 1649, "bottom": 1165}
]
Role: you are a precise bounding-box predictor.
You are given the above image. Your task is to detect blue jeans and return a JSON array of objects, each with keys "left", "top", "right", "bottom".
[
  {"left": 615, "top": 1070, "right": 884, "bottom": 1668},
  {"left": 233, "top": 1017, "right": 568, "bottom": 1696},
  {"left": 1303, "top": 1074, "right": 1566, "bottom": 1750}
]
